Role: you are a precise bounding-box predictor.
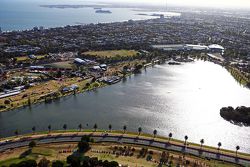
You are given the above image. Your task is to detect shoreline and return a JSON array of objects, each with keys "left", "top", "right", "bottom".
[
  {"left": 0, "top": 80, "right": 107, "bottom": 113},
  {"left": 1, "top": 130, "right": 250, "bottom": 164},
  {"left": 1, "top": 59, "right": 249, "bottom": 114}
]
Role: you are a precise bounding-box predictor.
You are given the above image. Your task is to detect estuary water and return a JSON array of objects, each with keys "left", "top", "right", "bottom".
[
  {"left": 0, "top": 0, "right": 180, "bottom": 31},
  {"left": 0, "top": 61, "right": 250, "bottom": 153}
]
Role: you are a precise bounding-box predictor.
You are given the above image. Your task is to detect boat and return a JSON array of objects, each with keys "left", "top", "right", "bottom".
[
  {"left": 95, "top": 9, "right": 112, "bottom": 14},
  {"left": 168, "top": 62, "right": 181, "bottom": 65}
]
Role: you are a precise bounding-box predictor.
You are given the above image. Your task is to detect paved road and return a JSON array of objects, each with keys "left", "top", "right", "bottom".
[{"left": 0, "top": 133, "right": 249, "bottom": 166}]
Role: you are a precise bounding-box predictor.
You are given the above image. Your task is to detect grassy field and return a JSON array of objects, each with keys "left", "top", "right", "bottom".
[
  {"left": 16, "top": 55, "right": 46, "bottom": 62},
  {"left": 0, "top": 142, "right": 239, "bottom": 167},
  {"left": 83, "top": 50, "right": 139, "bottom": 58},
  {"left": 44, "top": 61, "right": 73, "bottom": 69}
]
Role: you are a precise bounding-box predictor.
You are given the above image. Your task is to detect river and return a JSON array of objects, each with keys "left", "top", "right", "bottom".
[{"left": 0, "top": 61, "right": 250, "bottom": 152}]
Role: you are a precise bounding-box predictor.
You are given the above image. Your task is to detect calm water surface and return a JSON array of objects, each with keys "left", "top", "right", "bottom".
[
  {"left": 0, "top": 0, "right": 180, "bottom": 31},
  {"left": 0, "top": 61, "right": 250, "bottom": 152}
]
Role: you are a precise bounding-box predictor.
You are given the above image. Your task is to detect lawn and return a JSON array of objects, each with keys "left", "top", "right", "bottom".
[
  {"left": 44, "top": 61, "right": 73, "bottom": 69},
  {"left": 83, "top": 50, "right": 139, "bottom": 58},
  {"left": 16, "top": 55, "right": 46, "bottom": 62},
  {"left": 0, "top": 143, "right": 239, "bottom": 167}
]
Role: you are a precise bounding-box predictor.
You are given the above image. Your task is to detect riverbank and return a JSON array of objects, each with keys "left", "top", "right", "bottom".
[
  {"left": 226, "top": 66, "right": 250, "bottom": 87},
  {"left": 0, "top": 130, "right": 249, "bottom": 166},
  {"left": 0, "top": 77, "right": 100, "bottom": 113}
]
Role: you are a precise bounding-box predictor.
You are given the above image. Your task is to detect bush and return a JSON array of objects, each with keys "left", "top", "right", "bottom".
[
  {"left": 29, "top": 141, "right": 36, "bottom": 148},
  {"left": 38, "top": 158, "right": 50, "bottom": 167},
  {"left": 52, "top": 160, "right": 64, "bottom": 167},
  {"left": 52, "top": 160, "right": 63, "bottom": 167},
  {"left": 146, "top": 155, "right": 152, "bottom": 161},
  {"left": 4, "top": 100, "right": 10, "bottom": 105},
  {"left": 67, "top": 155, "right": 81, "bottom": 167}
]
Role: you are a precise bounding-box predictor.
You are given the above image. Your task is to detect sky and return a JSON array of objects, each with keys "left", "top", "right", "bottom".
[
  {"left": 100, "top": 0, "right": 250, "bottom": 9},
  {"left": 6, "top": 0, "right": 250, "bottom": 9}
]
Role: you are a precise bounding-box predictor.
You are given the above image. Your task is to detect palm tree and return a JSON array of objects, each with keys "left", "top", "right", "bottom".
[
  {"left": 218, "top": 142, "right": 222, "bottom": 152},
  {"left": 200, "top": 139, "right": 204, "bottom": 150},
  {"left": 153, "top": 129, "right": 157, "bottom": 138},
  {"left": 14, "top": 129, "right": 19, "bottom": 137},
  {"left": 138, "top": 127, "right": 142, "bottom": 136},
  {"left": 93, "top": 123, "right": 97, "bottom": 132},
  {"left": 78, "top": 124, "right": 82, "bottom": 131},
  {"left": 123, "top": 125, "right": 127, "bottom": 134},
  {"left": 168, "top": 133, "right": 173, "bottom": 142},
  {"left": 63, "top": 124, "right": 67, "bottom": 132},
  {"left": 184, "top": 135, "right": 188, "bottom": 146},
  {"left": 236, "top": 146, "right": 240, "bottom": 157},
  {"left": 32, "top": 126, "right": 36, "bottom": 134},
  {"left": 108, "top": 124, "right": 112, "bottom": 132},
  {"left": 48, "top": 125, "right": 51, "bottom": 133}
]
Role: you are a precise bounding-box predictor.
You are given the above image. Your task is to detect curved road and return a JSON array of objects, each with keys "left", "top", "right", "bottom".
[{"left": 0, "top": 133, "right": 250, "bottom": 166}]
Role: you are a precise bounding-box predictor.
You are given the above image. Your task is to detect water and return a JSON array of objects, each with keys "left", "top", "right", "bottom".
[
  {"left": 0, "top": 0, "right": 180, "bottom": 31},
  {"left": 0, "top": 61, "right": 250, "bottom": 153}
]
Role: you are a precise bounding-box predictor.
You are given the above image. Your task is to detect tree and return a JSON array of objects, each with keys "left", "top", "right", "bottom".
[
  {"left": 52, "top": 160, "right": 64, "bottom": 167},
  {"left": 218, "top": 142, "right": 222, "bottom": 151},
  {"left": 168, "top": 133, "right": 173, "bottom": 142},
  {"left": 81, "top": 135, "right": 90, "bottom": 142},
  {"left": 184, "top": 135, "right": 188, "bottom": 146},
  {"left": 78, "top": 124, "right": 82, "bottom": 131},
  {"left": 123, "top": 125, "right": 127, "bottom": 134},
  {"left": 29, "top": 141, "right": 36, "bottom": 148},
  {"left": 14, "top": 129, "right": 19, "bottom": 137},
  {"left": 138, "top": 127, "right": 142, "bottom": 136},
  {"left": 200, "top": 139, "right": 204, "bottom": 150},
  {"left": 93, "top": 123, "right": 97, "bottom": 132},
  {"left": 32, "top": 126, "right": 36, "bottom": 134},
  {"left": 153, "top": 129, "right": 157, "bottom": 138},
  {"left": 38, "top": 157, "right": 50, "bottom": 167},
  {"left": 108, "top": 124, "right": 112, "bottom": 132},
  {"left": 63, "top": 124, "right": 67, "bottom": 132},
  {"left": 78, "top": 140, "right": 90, "bottom": 153},
  {"left": 67, "top": 155, "right": 81, "bottom": 167},
  {"left": 48, "top": 125, "right": 51, "bottom": 133},
  {"left": 236, "top": 145, "right": 240, "bottom": 157}
]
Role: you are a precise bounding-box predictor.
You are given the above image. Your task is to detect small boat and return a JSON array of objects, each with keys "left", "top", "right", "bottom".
[
  {"left": 168, "top": 62, "right": 181, "bottom": 65},
  {"left": 95, "top": 9, "right": 112, "bottom": 14}
]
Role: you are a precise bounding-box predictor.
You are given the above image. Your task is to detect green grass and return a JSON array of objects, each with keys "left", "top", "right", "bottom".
[
  {"left": 32, "top": 147, "right": 54, "bottom": 156},
  {"left": 45, "top": 61, "right": 73, "bottom": 69},
  {"left": 0, "top": 147, "right": 55, "bottom": 166},
  {"left": 83, "top": 50, "right": 139, "bottom": 58},
  {"left": 0, "top": 157, "right": 32, "bottom": 167}
]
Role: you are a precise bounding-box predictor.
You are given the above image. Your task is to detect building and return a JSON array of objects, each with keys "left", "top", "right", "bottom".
[
  {"left": 28, "top": 54, "right": 37, "bottom": 59},
  {"left": 208, "top": 44, "right": 224, "bottom": 54},
  {"left": 74, "top": 58, "right": 86, "bottom": 65}
]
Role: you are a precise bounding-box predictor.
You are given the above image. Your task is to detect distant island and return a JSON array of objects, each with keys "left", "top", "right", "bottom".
[{"left": 220, "top": 106, "right": 250, "bottom": 126}]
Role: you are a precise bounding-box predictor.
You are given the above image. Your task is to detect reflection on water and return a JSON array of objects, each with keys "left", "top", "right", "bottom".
[{"left": 0, "top": 61, "right": 250, "bottom": 152}]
